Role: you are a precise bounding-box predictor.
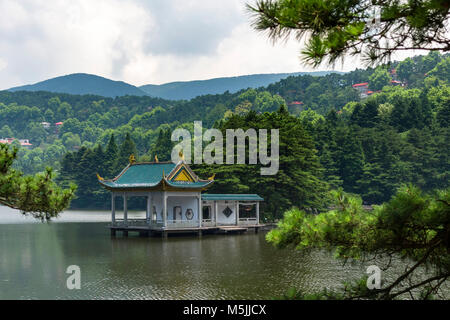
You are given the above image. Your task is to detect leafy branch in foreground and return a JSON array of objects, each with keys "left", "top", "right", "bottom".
[
  {"left": 0, "top": 144, "right": 76, "bottom": 221},
  {"left": 246, "top": 0, "right": 450, "bottom": 67},
  {"left": 267, "top": 185, "right": 450, "bottom": 299}
]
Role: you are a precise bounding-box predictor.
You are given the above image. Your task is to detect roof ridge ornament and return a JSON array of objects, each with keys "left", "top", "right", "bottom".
[
  {"left": 96, "top": 173, "right": 104, "bottom": 181},
  {"left": 208, "top": 173, "right": 215, "bottom": 181},
  {"left": 155, "top": 155, "right": 159, "bottom": 163},
  {"left": 179, "top": 150, "right": 185, "bottom": 162},
  {"left": 129, "top": 154, "right": 136, "bottom": 164}
]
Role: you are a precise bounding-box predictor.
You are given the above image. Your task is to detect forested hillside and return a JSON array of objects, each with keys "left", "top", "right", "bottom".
[
  {"left": 0, "top": 52, "right": 448, "bottom": 214},
  {"left": 139, "top": 71, "right": 341, "bottom": 100}
]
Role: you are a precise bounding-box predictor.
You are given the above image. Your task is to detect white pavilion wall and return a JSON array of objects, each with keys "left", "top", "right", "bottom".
[
  {"left": 167, "top": 195, "right": 199, "bottom": 221},
  {"left": 216, "top": 201, "right": 237, "bottom": 225}
]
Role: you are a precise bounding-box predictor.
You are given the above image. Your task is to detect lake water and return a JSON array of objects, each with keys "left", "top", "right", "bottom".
[{"left": 0, "top": 206, "right": 446, "bottom": 300}]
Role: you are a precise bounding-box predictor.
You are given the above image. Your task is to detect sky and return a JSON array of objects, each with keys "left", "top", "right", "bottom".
[{"left": 0, "top": 0, "right": 423, "bottom": 90}]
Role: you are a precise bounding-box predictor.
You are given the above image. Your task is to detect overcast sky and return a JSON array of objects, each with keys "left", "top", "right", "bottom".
[{"left": 0, "top": 0, "right": 422, "bottom": 90}]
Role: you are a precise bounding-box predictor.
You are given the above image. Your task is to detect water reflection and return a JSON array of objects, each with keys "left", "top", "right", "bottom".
[{"left": 1, "top": 207, "right": 446, "bottom": 299}]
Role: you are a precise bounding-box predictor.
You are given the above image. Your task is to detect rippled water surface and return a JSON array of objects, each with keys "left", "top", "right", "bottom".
[{"left": 0, "top": 206, "right": 447, "bottom": 299}]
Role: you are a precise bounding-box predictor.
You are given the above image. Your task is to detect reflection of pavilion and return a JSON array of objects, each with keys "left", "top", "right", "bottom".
[{"left": 97, "top": 155, "right": 264, "bottom": 237}]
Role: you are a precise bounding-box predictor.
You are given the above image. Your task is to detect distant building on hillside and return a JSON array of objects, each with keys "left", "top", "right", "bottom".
[
  {"left": 391, "top": 80, "right": 403, "bottom": 86},
  {"left": 0, "top": 138, "right": 33, "bottom": 149},
  {"left": 41, "top": 122, "right": 51, "bottom": 129},
  {"left": 352, "top": 82, "right": 369, "bottom": 97},
  {"left": 352, "top": 79, "right": 404, "bottom": 98},
  {"left": 390, "top": 68, "right": 398, "bottom": 80},
  {"left": 55, "top": 122, "right": 63, "bottom": 134},
  {"left": 288, "top": 101, "right": 304, "bottom": 114}
]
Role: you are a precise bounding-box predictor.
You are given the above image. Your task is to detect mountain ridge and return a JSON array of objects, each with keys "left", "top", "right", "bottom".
[
  {"left": 8, "top": 70, "right": 345, "bottom": 100},
  {"left": 139, "top": 71, "right": 343, "bottom": 100},
  {"left": 9, "top": 73, "right": 147, "bottom": 98}
]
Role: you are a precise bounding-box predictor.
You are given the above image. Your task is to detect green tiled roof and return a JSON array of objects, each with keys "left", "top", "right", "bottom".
[
  {"left": 115, "top": 163, "right": 176, "bottom": 185},
  {"left": 98, "top": 162, "right": 213, "bottom": 190},
  {"left": 201, "top": 194, "right": 264, "bottom": 201}
]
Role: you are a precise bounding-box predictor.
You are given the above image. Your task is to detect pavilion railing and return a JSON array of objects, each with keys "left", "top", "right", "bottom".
[
  {"left": 238, "top": 217, "right": 258, "bottom": 226},
  {"left": 112, "top": 219, "right": 225, "bottom": 229},
  {"left": 202, "top": 219, "right": 215, "bottom": 227},
  {"left": 113, "top": 219, "right": 163, "bottom": 228},
  {"left": 165, "top": 219, "right": 200, "bottom": 229}
]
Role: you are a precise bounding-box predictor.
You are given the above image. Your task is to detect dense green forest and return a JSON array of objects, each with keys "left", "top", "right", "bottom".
[{"left": 1, "top": 52, "right": 448, "bottom": 216}]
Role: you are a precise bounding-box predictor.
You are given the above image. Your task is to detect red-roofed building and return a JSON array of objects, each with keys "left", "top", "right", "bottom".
[
  {"left": 0, "top": 138, "right": 33, "bottom": 149},
  {"left": 289, "top": 101, "right": 304, "bottom": 105},
  {"left": 352, "top": 82, "right": 369, "bottom": 97},
  {"left": 391, "top": 80, "right": 403, "bottom": 86}
]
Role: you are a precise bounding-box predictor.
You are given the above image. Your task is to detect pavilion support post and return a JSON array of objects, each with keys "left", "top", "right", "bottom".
[
  {"left": 146, "top": 193, "right": 151, "bottom": 226},
  {"left": 163, "top": 192, "right": 167, "bottom": 228},
  {"left": 198, "top": 195, "right": 202, "bottom": 228},
  {"left": 214, "top": 201, "right": 218, "bottom": 227},
  {"left": 236, "top": 201, "right": 240, "bottom": 226},
  {"left": 256, "top": 202, "right": 260, "bottom": 225},
  {"left": 111, "top": 192, "right": 116, "bottom": 226},
  {"left": 123, "top": 194, "right": 128, "bottom": 226}
]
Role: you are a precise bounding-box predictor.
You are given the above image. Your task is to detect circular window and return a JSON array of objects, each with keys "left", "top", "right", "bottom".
[{"left": 185, "top": 209, "right": 194, "bottom": 220}]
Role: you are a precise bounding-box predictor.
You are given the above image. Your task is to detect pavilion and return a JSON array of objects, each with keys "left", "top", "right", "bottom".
[{"left": 97, "top": 155, "right": 264, "bottom": 237}]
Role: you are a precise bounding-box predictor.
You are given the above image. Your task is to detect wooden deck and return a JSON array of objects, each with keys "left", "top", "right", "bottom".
[{"left": 109, "top": 224, "right": 264, "bottom": 238}]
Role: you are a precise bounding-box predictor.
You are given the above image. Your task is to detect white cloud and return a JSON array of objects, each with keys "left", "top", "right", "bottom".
[
  {"left": 0, "top": 0, "right": 151, "bottom": 88},
  {"left": 0, "top": 0, "right": 427, "bottom": 90}
]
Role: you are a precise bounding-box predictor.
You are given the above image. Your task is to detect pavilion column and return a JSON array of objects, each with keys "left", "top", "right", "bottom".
[
  {"left": 163, "top": 191, "right": 167, "bottom": 228},
  {"left": 146, "top": 193, "right": 152, "bottom": 225},
  {"left": 111, "top": 192, "right": 116, "bottom": 225},
  {"left": 198, "top": 195, "right": 202, "bottom": 228},
  {"left": 214, "top": 201, "right": 218, "bottom": 227},
  {"left": 236, "top": 201, "right": 240, "bottom": 226},
  {"left": 123, "top": 193, "right": 128, "bottom": 226},
  {"left": 256, "top": 202, "right": 260, "bottom": 225}
]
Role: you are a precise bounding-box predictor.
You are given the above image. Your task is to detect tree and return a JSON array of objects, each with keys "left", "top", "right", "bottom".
[
  {"left": 0, "top": 125, "right": 13, "bottom": 138},
  {"left": 247, "top": 0, "right": 450, "bottom": 66},
  {"left": 104, "top": 134, "right": 119, "bottom": 178},
  {"left": 369, "top": 68, "right": 391, "bottom": 91},
  {"left": 195, "top": 107, "right": 328, "bottom": 220},
  {"left": 151, "top": 128, "right": 173, "bottom": 162},
  {"left": 116, "top": 133, "right": 137, "bottom": 171},
  {"left": 267, "top": 186, "right": 450, "bottom": 300},
  {"left": 0, "top": 144, "right": 76, "bottom": 220},
  {"left": 397, "top": 57, "right": 415, "bottom": 82}
]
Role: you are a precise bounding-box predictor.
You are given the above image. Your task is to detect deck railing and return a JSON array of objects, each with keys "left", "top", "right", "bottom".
[
  {"left": 238, "top": 217, "right": 258, "bottom": 226},
  {"left": 112, "top": 218, "right": 258, "bottom": 228},
  {"left": 165, "top": 219, "right": 200, "bottom": 229},
  {"left": 113, "top": 218, "right": 148, "bottom": 227},
  {"left": 202, "top": 219, "right": 215, "bottom": 227}
]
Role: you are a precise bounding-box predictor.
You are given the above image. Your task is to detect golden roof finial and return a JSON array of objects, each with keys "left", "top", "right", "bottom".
[
  {"left": 96, "top": 173, "right": 104, "bottom": 181},
  {"left": 129, "top": 154, "right": 136, "bottom": 164},
  {"left": 162, "top": 169, "right": 166, "bottom": 179},
  {"left": 208, "top": 173, "right": 216, "bottom": 181},
  {"left": 155, "top": 154, "right": 159, "bottom": 163},
  {"left": 179, "top": 150, "right": 185, "bottom": 161}
]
